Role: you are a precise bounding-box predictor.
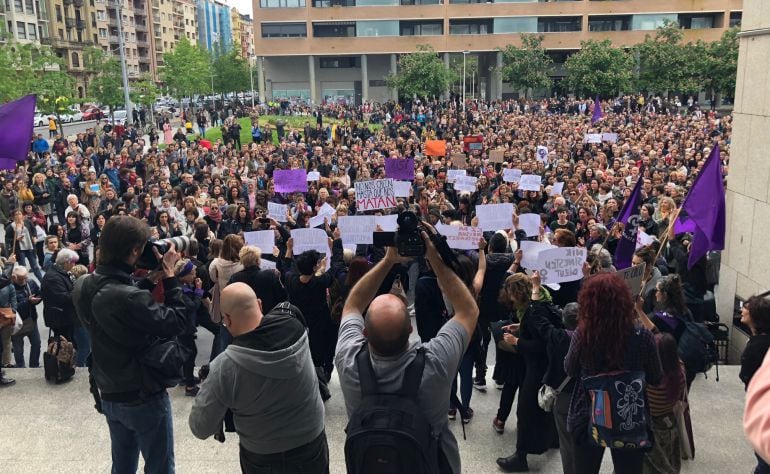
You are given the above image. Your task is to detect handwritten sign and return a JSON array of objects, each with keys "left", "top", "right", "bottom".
[
  {"left": 393, "top": 181, "right": 412, "bottom": 198},
  {"left": 447, "top": 169, "right": 467, "bottom": 183},
  {"left": 454, "top": 175, "right": 478, "bottom": 193},
  {"left": 243, "top": 230, "right": 275, "bottom": 254},
  {"left": 503, "top": 168, "right": 522, "bottom": 183},
  {"left": 618, "top": 263, "right": 646, "bottom": 297},
  {"left": 601, "top": 132, "right": 618, "bottom": 143},
  {"left": 307, "top": 171, "right": 320, "bottom": 181},
  {"left": 636, "top": 230, "right": 655, "bottom": 249},
  {"left": 384, "top": 158, "right": 415, "bottom": 181},
  {"left": 436, "top": 223, "right": 483, "bottom": 250},
  {"left": 338, "top": 216, "right": 376, "bottom": 245},
  {"left": 475, "top": 203, "right": 514, "bottom": 231},
  {"left": 488, "top": 149, "right": 505, "bottom": 163},
  {"left": 317, "top": 202, "right": 336, "bottom": 218},
  {"left": 536, "top": 247, "right": 586, "bottom": 284},
  {"left": 290, "top": 228, "right": 330, "bottom": 255},
  {"left": 267, "top": 202, "right": 287, "bottom": 222},
  {"left": 518, "top": 174, "right": 542, "bottom": 192},
  {"left": 584, "top": 133, "right": 602, "bottom": 144},
  {"left": 518, "top": 213, "right": 541, "bottom": 237},
  {"left": 308, "top": 214, "right": 327, "bottom": 228},
  {"left": 519, "top": 241, "right": 556, "bottom": 270},
  {"left": 355, "top": 179, "right": 396, "bottom": 212},
  {"left": 274, "top": 169, "right": 308, "bottom": 193},
  {"left": 536, "top": 146, "right": 549, "bottom": 162},
  {"left": 549, "top": 182, "right": 565, "bottom": 197},
  {"left": 450, "top": 153, "right": 467, "bottom": 169}
]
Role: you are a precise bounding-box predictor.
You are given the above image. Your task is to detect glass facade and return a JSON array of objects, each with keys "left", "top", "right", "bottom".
[
  {"left": 631, "top": 13, "right": 677, "bottom": 31},
  {"left": 493, "top": 17, "right": 537, "bottom": 34},
  {"left": 356, "top": 20, "right": 398, "bottom": 37}
]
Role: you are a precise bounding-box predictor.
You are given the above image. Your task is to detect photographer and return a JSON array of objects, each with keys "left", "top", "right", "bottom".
[{"left": 73, "top": 216, "right": 189, "bottom": 473}]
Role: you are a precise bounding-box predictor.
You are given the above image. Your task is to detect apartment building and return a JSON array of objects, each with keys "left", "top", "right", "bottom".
[
  {"left": 4, "top": 0, "right": 47, "bottom": 43},
  {"left": 230, "top": 8, "right": 253, "bottom": 58},
  {"left": 252, "top": 0, "right": 743, "bottom": 105},
  {"left": 197, "top": 0, "right": 231, "bottom": 54}
]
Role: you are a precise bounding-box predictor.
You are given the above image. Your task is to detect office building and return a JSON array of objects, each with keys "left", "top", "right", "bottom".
[{"left": 197, "top": 0, "right": 231, "bottom": 54}]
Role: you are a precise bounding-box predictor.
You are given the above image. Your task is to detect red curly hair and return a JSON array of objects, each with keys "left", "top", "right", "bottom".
[{"left": 577, "top": 273, "right": 635, "bottom": 367}]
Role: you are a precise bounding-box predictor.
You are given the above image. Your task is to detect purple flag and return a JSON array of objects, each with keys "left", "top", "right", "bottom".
[
  {"left": 673, "top": 215, "right": 697, "bottom": 235},
  {"left": 0, "top": 95, "right": 36, "bottom": 170},
  {"left": 384, "top": 158, "right": 415, "bottom": 181},
  {"left": 614, "top": 168, "right": 645, "bottom": 270},
  {"left": 676, "top": 144, "right": 725, "bottom": 269},
  {"left": 591, "top": 95, "right": 604, "bottom": 124},
  {"left": 274, "top": 169, "right": 308, "bottom": 193}
]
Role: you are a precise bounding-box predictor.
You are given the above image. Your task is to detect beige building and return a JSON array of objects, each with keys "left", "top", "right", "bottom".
[
  {"left": 717, "top": 0, "right": 770, "bottom": 361},
  {"left": 251, "top": 0, "right": 742, "bottom": 105},
  {"left": 239, "top": 12, "right": 253, "bottom": 58}
]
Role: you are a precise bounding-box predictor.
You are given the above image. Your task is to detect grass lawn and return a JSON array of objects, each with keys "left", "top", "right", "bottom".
[{"left": 200, "top": 115, "right": 382, "bottom": 145}]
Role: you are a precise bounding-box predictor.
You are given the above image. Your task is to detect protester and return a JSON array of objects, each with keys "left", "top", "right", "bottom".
[{"left": 10, "top": 266, "right": 42, "bottom": 368}]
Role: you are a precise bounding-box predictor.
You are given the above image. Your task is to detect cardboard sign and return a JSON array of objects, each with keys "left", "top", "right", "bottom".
[
  {"left": 601, "top": 132, "right": 618, "bottom": 143},
  {"left": 618, "top": 262, "right": 646, "bottom": 297},
  {"left": 243, "top": 230, "right": 275, "bottom": 254},
  {"left": 307, "top": 171, "right": 321, "bottom": 181},
  {"left": 274, "top": 169, "right": 308, "bottom": 193},
  {"left": 475, "top": 203, "right": 515, "bottom": 231},
  {"left": 536, "top": 247, "right": 587, "bottom": 284},
  {"left": 489, "top": 149, "right": 505, "bottom": 163},
  {"left": 384, "top": 158, "right": 415, "bottom": 181},
  {"left": 290, "top": 228, "right": 330, "bottom": 255},
  {"left": 425, "top": 140, "right": 446, "bottom": 157},
  {"left": 450, "top": 153, "right": 467, "bottom": 169},
  {"left": 338, "top": 216, "right": 376, "bottom": 245},
  {"left": 436, "top": 223, "right": 483, "bottom": 250},
  {"left": 549, "top": 182, "right": 565, "bottom": 197},
  {"left": 355, "top": 179, "right": 397, "bottom": 212},
  {"left": 517, "top": 213, "right": 541, "bottom": 237},
  {"left": 584, "top": 133, "right": 602, "bottom": 144},
  {"left": 519, "top": 241, "right": 556, "bottom": 270},
  {"left": 518, "top": 174, "right": 542, "bottom": 192},
  {"left": 454, "top": 175, "right": 478, "bottom": 193},
  {"left": 536, "top": 146, "right": 549, "bottom": 162},
  {"left": 447, "top": 169, "right": 467, "bottom": 183},
  {"left": 393, "top": 181, "right": 412, "bottom": 198},
  {"left": 267, "top": 202, "right": 287, "bottom": 222},
  {"left": 503, "top": 168, "right": 522, "bottom": 183}
]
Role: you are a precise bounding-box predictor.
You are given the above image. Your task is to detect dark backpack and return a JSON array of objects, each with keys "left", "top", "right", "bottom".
[
  {"left": 678, "top": 320, "right": 719, "bottom": 375},
  {"left": 344, "top": 347, "right": 440, "bottom": 474}
]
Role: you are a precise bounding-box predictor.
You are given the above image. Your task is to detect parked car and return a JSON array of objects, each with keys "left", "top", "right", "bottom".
[
  {"left": 82, "top": 107, "right": 104, "bottom": 121},
  {"left": 67, "top": 107, "right": 84, "bottom": 122},
  {"left": 33, "top": 113, "right": 51, "bottom": 127},
  {"left": 111, "top": 109, "right": 128, "bottom": 125}
]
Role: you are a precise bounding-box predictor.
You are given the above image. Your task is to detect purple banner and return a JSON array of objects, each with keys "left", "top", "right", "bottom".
[
  {"left": 274, "top": 169, "right": 308, "bottom": 193},
  {"left": 0, "top": 95, "right": 36, "bottom": 170},
  {"left": 384, "top": 158, "right": 415, "bottom": 181}
]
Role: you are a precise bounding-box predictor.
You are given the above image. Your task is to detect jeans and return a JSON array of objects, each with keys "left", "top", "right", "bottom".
[
  {"left": 12, "top": 317, "right": 41, "bottom": 368},
  {"left": 451, "top": 350, "right": 475, "bottom": 411},
  {"left": 17, "top": 249, "right": 44, "bottom": 281},
  {"left": 101, "top": 391, "right": 175, "bottom": 474},
  {"left": 756, "top": 453, "right": 770, "bottom": 474},
  {"left": 239, "top": 431, "right": 330, "bottom": 474},
  {"left": 475, "top": 320, "right": 492, "bottom": 383},
  {"left": 573, "top": 437, "right": 644, "bottom": 474},
  {"left": 73, "top": 325, "right": 91, "bottom": 367}
]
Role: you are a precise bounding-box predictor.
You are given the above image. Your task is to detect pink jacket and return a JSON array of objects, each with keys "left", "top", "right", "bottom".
[{"left": 745, "top": 350, "right": 770, "bottom": 462}]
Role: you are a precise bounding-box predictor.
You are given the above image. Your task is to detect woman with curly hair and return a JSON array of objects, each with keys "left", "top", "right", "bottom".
[{"left": 565, "top": 273, "right": 663, "bottom": 474}]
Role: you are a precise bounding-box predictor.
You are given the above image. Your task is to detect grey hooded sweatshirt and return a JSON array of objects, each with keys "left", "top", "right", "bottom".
[{"left": 189, "top": 312, "right": 325, "bottom": 454}]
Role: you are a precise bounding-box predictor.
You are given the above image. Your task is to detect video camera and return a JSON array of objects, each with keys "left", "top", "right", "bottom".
[
  {"left": 136, "top": 236, "right": 191, "bottom": 270},
  {"left": 374, "top": 210, "right": 460, "bottom": 271}
]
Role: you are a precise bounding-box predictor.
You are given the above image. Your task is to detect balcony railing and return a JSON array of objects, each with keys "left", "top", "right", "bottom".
[
  {"left": 65, "top": 17, "right": 76, "bottom": 28},
  {"left": 76, "top": 19, "right": 86, "bottom": 29},
  {"left": 74, "top": 0, "right": 84, "bottom": 7},
  {"left": 63, "top": 0, "right": 74, "bottom": 6}
]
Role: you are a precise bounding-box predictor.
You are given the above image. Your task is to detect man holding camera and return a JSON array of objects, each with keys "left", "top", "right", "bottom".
[
  {"left": 335, "top": 231, "right": 479, "bottom": 473},
  {"left": 73, "top": 216, "right": 189, "bottom": 474}
]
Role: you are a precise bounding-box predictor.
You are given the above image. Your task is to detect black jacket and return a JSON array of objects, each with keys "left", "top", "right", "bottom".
[
  {"left": 228, "top": 266, "right": 287, "bottom": 314},
  {"left": 73, "top": 264, "right": 189, "bottom": 399},
  {"left": 41, "top": 265, "right": 76, "bottom": 329}
]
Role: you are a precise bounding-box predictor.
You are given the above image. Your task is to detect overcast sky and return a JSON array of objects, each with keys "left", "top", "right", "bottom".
[{"left": 227, "top": 0, "right": 254, "bottom": 18}]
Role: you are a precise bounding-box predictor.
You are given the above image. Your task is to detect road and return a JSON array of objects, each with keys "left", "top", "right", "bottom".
[{"left": 34, "top": 119, "right": 98, "bottom": 138}]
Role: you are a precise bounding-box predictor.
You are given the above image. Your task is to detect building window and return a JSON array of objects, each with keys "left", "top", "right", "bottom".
[
  {"left": 449, "top": 19, "right": 492, "bottom": 35},
  {"left": 72, "top": 52, "right": 80, "bottom": 67},
  {"left": 369, "top": 79, "right": 386, "bottom": 87},
  {"left": 13, "top": 0, "right": 22, "bottom": 13},
  {"left": 679, "top": 13, "right": 719, "bottom": 29},
  {"left": 356, "top": 0, "right": 397, "bottom": 5},
  {"left": 356, "top": 20, "right": 398, "bottom": 37},
  {"left": 400, "top": 20, "right": 443, "bottom": 36},
  {"left": 730, "top": 11, "right": 742, "bottom": 27},
  {"left": 27, "top": 23, "right": 36, "bottom": 39},
  {"left": 260, "top": 0, "right": 305, "bottom": 7},
  {"left": 320, "top": 56, "right": 360, "bottom": 68},
  {"left": 538, "top": 17, "right": 581, "bottom": 32},
  {"left": 272, "top": 89, "right": 310, "bottom": 100},
  {"left": 99, "top": 27, "right": 106, "bottom": 37},
  {"left": 493, "top": 17, "right": 537, "bottom": 34},
  {"left": 24, "top": 0, "right": 32, "bottom": 13},
  {"left": 313, "top": 22, "right": 355, "bottom": 37},
  {"left": 588, "top": 15, "right": 631, "bottom": 32},
  {"left": 400, "top": 0, "right": 440, "bottom": 4},
  {"left": 631, "top": 13, "right": 677, "bottom": 31},
  {"left": 97, "top": 10, "right": 106, "bottom": 21},
  {"left": 261, "top": 22, "right": 307, "bottom": 37},
  {"left": 312, "top": 0, "right": 354, "bottom": 7},
  {"left": 16, "top": 21, "right": 25, "bottom": 39}
]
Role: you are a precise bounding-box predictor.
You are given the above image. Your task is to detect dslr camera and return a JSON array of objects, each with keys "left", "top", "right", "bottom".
[
  {"left": 137, "top": 236, "right": 191, "bottom": 270},
  {"left": 395, "top": 211, "right": 425, "bottom": 257}
]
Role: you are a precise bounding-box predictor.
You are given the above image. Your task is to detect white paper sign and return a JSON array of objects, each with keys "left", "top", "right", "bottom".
[
  {"left": 536, "top": 146, "right": 549, "bottom": 162},
  {"left": 618, "top": 263, "right": 646, "bottom": 296},
  {"left": 308, "top": 214, "right": 328, "bottom": 228},
  {"left": 375, "top": 214, "right": 398, "bottom": 231},
  {"left": 518, "top": 174, "right": 542, "bottom": 192},
  {"left": 584, "top": 133, "right": 602, "bottom": 144},
  {"left": 307, "top": 171, "right": 321, "bottom": 181},
  {"left": 636, "top": 230, "right": 656, "bottom": 249},
  {"left": 518, "top": 213, "right": 541, "bottom": 237},
  {"left": 243, "top": 230, "right": 275, "bottom": 254},
  {"left": 355, "top": 179, "right": 397, "bottom": 211},
  {"left": 290, "top": 228, "right": 330, "bottom": 255},
  {"left": 317, "top": 202, "right": 336, "bottom": 218},
  {"left": 454, "top": 175, "right": 478, "bottom": 193},
  {"left": 393, "top": 181, "right": 412, "bottom": 198},
  {"left": 475, "top": 203, "right": 514, "bottom": 231},
  {"left": 338, "top": 216, "right": 376, "bottom": 245},
  {"left": 267, "top": 202, "right": 288, "bottom": 222},
  {"left": 601, "top": 132, "right": 618, "bottom": 143},
  {"left": 519, "top": 241, "right": 557, "bottom": 270},
  {"left": 436, "top": 223, "right": 483, "bottom": 250},
  {"left": 447, "top": 169, "right": 467, "bottom": 183},
  {"left": 260, "top": 259, "right": 277, "bottom": 271},
  {"left": 549, "top": 182, "right": 565, "bottom": 197},
  {"left": 503, "top": 168, "right": 522, "bottom": 183},
  {"left": 536, "top": 247, "right": 587, "bottom": 284}
]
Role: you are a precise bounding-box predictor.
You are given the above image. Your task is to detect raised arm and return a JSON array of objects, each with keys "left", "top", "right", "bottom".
[
  {"left": 341, "top": 246, "right": 402, "bottom": 318},
  {"left": 472, "top": 237, "right": 487, "bottom": 296}
]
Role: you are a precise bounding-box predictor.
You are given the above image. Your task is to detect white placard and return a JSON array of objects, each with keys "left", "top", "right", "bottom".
[
  {"left": 317, "top": 202, "right": 336, "bottom": 218},
  {"left": 503, "top": 168, "right": 522, "bottom": 183},
  {"left": 517, "top": 213, "right": 541, "bottom": 237},
  {"left": 243, "top": 230, "right": 275, "bottom": 254},
  {"left": 636, "top": 230, "right": 656, "bottom": 249},
  {"left": 355, "top": 179, "right": 397, "bottom": 212},
  {"left": 601, "top": 132, "right": 618, "bottom": 143},
  {"left": 454, "top": 175, "right": 478, "bottom": 193},
  {"left": 519, "top": 241, "right": 557, "bottom": 270},
  {"left": 436, "top": 223, "right": 483, "bottom": 250},
  {"left": 267, "top": 202, "right": 288, "bottom": 222},
  {"left": 375, "top": 214, "right": 398, "bottom": 231},
  {"left": 393, "top": 181, "right": 412, "bottom": 198},
  {"left": 308, "top": 214, "right": 328, "bottom": 228},
  {"left": 260, "top": 259, "right": 277, "bottom": 271},
  {"left": 618, "top": 263, "right": 646, "bottom": 296},
  {"left": 475, "top": 203, "right": 514, "bottom": 231},
  {"left": 549, "top": 182, "right": 565, "bottom": 197},
  {"left": 307, "top": 171, "right": 321, "bottom": 181},
  {"left": 535, "top": 247, "right": 587, "bottom": 284},
  {"left": 447, "top": 169, "right": 467, "bottom": 183},
  {"left": 584, "top": 133, "right": 602, "bottom": 144},
  {"left": 536, "top": 146, "right": 549, "bottom": 162},
  {"left": 291, "top": 228, "right": 330, "bottom": 255},
  {"left": 518, "top": 174, "right": 542, "bottom": 192},
  {"left": 338, "top": 216, "right": 376, "bottom": 245}
]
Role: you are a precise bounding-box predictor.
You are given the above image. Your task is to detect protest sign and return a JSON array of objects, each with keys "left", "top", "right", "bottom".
[
  {"left": 503, "top": 168, "right": 522, "bottom": 183},
  {"left": 536, "top": 146, "right": 549, "bottom": 162},
  {"left": 393, "top": 181, "right": 412, "bottom": 198},
  {"left": 317, "top": 202, "right": 336, "bottom": 218},
  {"left": 267, "top": 202, "right": 287, "bottom": 222},
  {"left": 375, "top": 214, "right": 398, "bottom": 231},
  {"left": 291, "top": 228, "right": 330, "bottom": 255},
  {"left": 447, "top": 169, "right": 467, "bottom": 183},
  {"left": 488, "top": 149, "right": 505, "bottom": 163},
  {"left": 454, "top": 175, "right": 478, "bottom": 193},
  {"left": 518, "top": 213, "right": 541, "bottom": 237},
  {"left": 450, "top": 153, "right": 467, "bottom": 169},
  {"left": 243, "top": 230, "right": 275, "bottom": 254},
  {"left": 549, "top": 182, "right": 565, "bottom": 197},
  {"left": 636, "top": 230, "right": 656, "bottom": 249},
  {"left": 425, "top": 140, "right": 446, "bottom": 157},
  {"left": 308, "top": 214, "right": 327, "bottom": 228},
  {"left": 355, "top": 179, "right": 396, "bottom": 212},
  {"left": 601, "top": 132, "right": 618, "bottom": 143},
  {"left": 536, "top": 247, "right": 587, "bottom": 284},
  {"left": 584, "top": 133, "right": 602, "bottom": 144},
  {"left": 384, "top": 158, "right": 415, "bottom": 181},
  {"left": 475, "top": 203, "right": 514, "bottom": 231},
  {"left": 90, "top": 184, "right": 100, "bottom": 193},
  {"left": 519, "top": 241, "right": 556, "bottom": 270},
  {"left": 518, "top": 174, "right": 542, "bottom": 192},
  {"left": 338, "top": 216, "right": 376, "bottom": 245},
  {"left": 260, "top": 259, "right": 277, "bottom": 271},
  {"left": 617, "top": 263, "right": 646, "bottom": 297},
  {"left": 274, "top": 169, "right": 308, "bottom": 193},
  {"left": 307, "top": 171, "right": 320, "bottom": 181},
  {"left": 436, "top": 223, "right": 483, "bottom": 250}
]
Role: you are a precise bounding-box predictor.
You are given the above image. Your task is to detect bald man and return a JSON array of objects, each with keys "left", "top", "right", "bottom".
[
  {"left": 189, "top": 283, "right": 329, "bottom": 473},
  {"left": 335, "top": 234, "right": 479, "bottom": 474}
]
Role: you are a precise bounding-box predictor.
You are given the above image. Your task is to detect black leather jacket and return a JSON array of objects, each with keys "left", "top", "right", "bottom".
[{"left": 73, "top": 264, "right": 188, "bottom": 400}]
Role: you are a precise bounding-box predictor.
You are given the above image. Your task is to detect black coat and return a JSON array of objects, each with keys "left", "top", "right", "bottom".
[
  {"left": 228, "top": 266, "right": 288, "bottom": 315},
  {"left": 41, "top": 265, "right": 76, "bottom": 330}
]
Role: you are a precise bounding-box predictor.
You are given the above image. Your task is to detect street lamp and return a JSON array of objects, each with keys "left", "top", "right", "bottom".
[
  {"left": 462, "top": 50, "right": 469, "bottom": 113},
  {"left": 249, "top": 55, "right": 255, "bottom": 108}
]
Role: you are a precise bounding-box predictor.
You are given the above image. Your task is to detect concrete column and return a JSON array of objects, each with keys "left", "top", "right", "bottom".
[
  {"left": 308, "top": 55, "right": 317, "bottom": 105},
  {"left": 495, "top": 51, "right": 503, "bottom": 101},
  {"left": 390, "top": 53, "right": 398, "bottom": 102},
  {"left": 443, "top": 52, "right": 451, "bottom": 101},
  {"left": 361, "top": 54, "right": 369, "bottom": 103},
  {"left": 257, "top": 56, "right": 266, "bottom": 104}
]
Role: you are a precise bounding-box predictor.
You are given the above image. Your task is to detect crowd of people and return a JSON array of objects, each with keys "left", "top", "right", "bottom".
[{"left": 2, "top": 94, "right": 763, "bottom": 474}]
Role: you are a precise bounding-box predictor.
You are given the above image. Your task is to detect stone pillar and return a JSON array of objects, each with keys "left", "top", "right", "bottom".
[
  {"left": 390, "top": 53, "right": 398, "bottom": 101},
  {"left": 495, "top": 51, "right": 503, "bottom": 101},
  {"left": 257, "top": 56, "right": 266, "bottom": 104},
  {"left": 444, "top": 52, "right": 451, "bottom": 101},
  {"left": 361, "top": 54, "right": 369, "bottom": 103},
  {"left": 308, "top": 55, "right": 317, "bottom": 105}
]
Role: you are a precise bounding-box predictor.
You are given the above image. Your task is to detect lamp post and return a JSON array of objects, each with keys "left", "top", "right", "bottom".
[
  {"left": 462, "top": 50, "right": 469, "bottom": 112},
  {"left": 249, "top": 55, "right": 255, "bottom": 108},
  {"left": 115, "top": 0, "right": 132, "bottom": 123}
]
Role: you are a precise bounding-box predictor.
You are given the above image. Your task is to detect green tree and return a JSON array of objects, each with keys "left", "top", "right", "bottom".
[
  {"left": 500, "top": 34, "right": 553, "bottom": 97},
  {"left": 635, "top": 20, "right": 693, "bottom": 94},
  {"left": 161, "top": 37, "right": 212, "bottom": 101},
  {"left": 708, "top": 27, "right": 739, "bottom": 101},
  {"left": 386, "top": 45, "right": 457, "bottom": 100},
  {"left": 212, "top": 50, "right": 250, "bottom": 95},
  {"left": 19, "top": 43, "right": 75, "bottom": 134},
  {"left": 0, "top": 42, "right": 27, "bottom": 103},
  {"left": 564, "top": 39, "right": 634, "bottom": 97},
  {"left": 84, "top": 47, "right": 125, "bottom": 118},
  {"left": 130, "top": 74, "right": 160, "bottom": 124}
]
